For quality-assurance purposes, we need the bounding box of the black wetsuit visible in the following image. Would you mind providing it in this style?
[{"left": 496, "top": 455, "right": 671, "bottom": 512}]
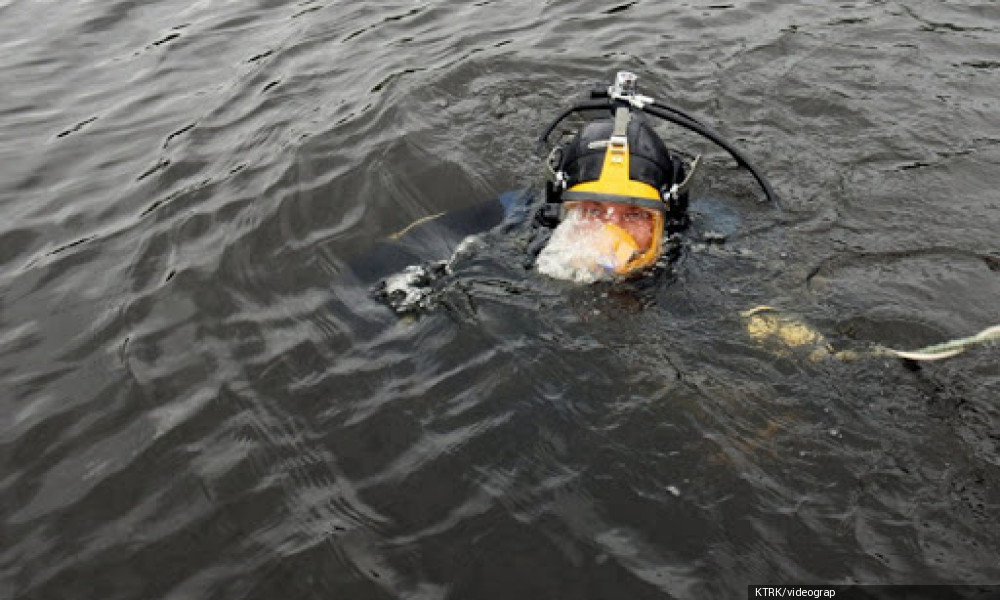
[{"left": 353, "top": 189, "right": 539, "bottom": 287}]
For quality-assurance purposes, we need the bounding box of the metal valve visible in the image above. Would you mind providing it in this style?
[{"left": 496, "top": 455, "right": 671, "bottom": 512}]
[
  {"left": 608, "top": 71, "right": 653, "bottom": 108},
  {"left": 610, "top": 71, "right": 638, "bottom": 98}
]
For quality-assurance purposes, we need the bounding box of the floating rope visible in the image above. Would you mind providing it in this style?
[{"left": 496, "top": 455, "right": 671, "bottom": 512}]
[
  {"left": 870, "top": 324, "right": 1000, "bottom": 362},
  {"left": 740, "top": 306, "right": 1000, "bottom": 363},
  {"left": 388, "top": 212, "right": 446, "bottom": 241}
]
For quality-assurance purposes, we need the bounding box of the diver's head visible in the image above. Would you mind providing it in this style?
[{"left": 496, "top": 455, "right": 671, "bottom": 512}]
[
  {"left": 539, "top": 104, "right": 686, "bottom": 279},
  {"left": 535, "top": 70, "right": 778, "bottom": 282}
]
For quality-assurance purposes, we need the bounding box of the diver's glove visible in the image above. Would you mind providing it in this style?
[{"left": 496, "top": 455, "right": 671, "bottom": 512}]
[
  {"left": 372, "top": 234, "right": 486, "bottom": 314},
  {"left": 371, "top": 261, "right": 450, "bottom": 314}
]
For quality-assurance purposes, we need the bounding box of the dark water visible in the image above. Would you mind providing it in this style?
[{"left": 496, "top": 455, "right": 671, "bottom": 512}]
[{"left": 2, "top": 1, "right": 999, "bottom": 598}]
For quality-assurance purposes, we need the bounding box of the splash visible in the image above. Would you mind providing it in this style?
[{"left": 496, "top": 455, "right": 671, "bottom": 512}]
[
  {"left": 535, "top": 211, "right": 639, "bottom": 283},
  {"left": 375, "top": 262, "right": 448, "bottom": 313},
  {"left": 372, "top": 234, "right": 485, "bottom": 314}
]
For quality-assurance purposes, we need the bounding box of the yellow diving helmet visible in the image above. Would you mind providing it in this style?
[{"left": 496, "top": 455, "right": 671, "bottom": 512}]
[
  {"left": 541, "top": 73, "right": 693, "bottom": 276},
  {"left": 538, "top": 71, "right": 778, "bottom": 278}
]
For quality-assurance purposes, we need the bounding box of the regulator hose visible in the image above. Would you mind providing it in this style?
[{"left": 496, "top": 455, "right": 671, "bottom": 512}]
[
  {"left": 537, "top": 97, "right": 780, "bottom": 209},
  {"left": 590, "top": 88, "right": 711, "bottom": 129},
  {"left": 537, "top": 100, "right": 611, "bottom": 149},
  {"left": 641, "top": 104, "right": 780, "bottom": 210}
]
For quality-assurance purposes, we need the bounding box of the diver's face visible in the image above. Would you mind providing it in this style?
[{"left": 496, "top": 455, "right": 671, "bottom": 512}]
[{"left": 571, "top": 201, "right": 655, "bottom": 252}]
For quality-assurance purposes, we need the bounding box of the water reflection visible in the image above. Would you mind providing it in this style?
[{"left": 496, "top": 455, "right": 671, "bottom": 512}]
[{"left": 2, "top": 0, "right": 999, "bottom": 598}]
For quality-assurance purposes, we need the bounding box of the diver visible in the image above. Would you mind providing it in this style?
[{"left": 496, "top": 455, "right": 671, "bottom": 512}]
[
  {"left": 529, "top": 70, "right": 776, "bottom": 283},
  {"left": 530, "top": 82, "right": 693, "bottom": 284},
  {"left": 372, "top": 71, "right": 778, "bottom": 305},
  {"left": 370, "top": 72, "right": 999, "bottom": 363},
  {"left": 534, "top": 70, "right": 780, "bottom": 277}
]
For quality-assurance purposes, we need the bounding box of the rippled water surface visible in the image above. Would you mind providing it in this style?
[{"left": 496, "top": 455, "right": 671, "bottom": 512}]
[{"left": 2, "top": 1, "right": 1000, "bottom": 598}]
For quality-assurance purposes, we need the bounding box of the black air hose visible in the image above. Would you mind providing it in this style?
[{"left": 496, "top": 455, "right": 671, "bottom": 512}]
[
  {"left": 589, "top": 88, "right": 711, "bottom": 129},
  {"left": 641, "top": 104, "right": 779, "bottom": 209},
  {"left": 537, "top": 97, "right": 780, "bottom": 209},
  {"left": 537, "top": 100, "right": 612, "bottom": 149}
]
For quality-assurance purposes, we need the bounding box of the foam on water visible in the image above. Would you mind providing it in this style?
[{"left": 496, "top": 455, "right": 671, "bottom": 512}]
[{"left": 535, "top": 211, "right": 638, "bottom": 284}]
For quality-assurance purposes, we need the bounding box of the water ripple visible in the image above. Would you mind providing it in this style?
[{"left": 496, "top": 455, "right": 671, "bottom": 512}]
[{"left": 3, "top": 0, "right": 1000, "bottom": 598}]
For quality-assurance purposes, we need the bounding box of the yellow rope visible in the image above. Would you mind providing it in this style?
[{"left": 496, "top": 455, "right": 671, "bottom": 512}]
[
  {"left": 388, "top": 212, "right": 447, "bottom": 241},
  {"left": 740, "top": 306, "right": 1000, "bottom": 363}
]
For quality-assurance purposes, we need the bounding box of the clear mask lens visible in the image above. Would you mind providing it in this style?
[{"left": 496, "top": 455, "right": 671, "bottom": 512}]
[{"left": 562, "top": 201, "right": 658, "bottom": 252}]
